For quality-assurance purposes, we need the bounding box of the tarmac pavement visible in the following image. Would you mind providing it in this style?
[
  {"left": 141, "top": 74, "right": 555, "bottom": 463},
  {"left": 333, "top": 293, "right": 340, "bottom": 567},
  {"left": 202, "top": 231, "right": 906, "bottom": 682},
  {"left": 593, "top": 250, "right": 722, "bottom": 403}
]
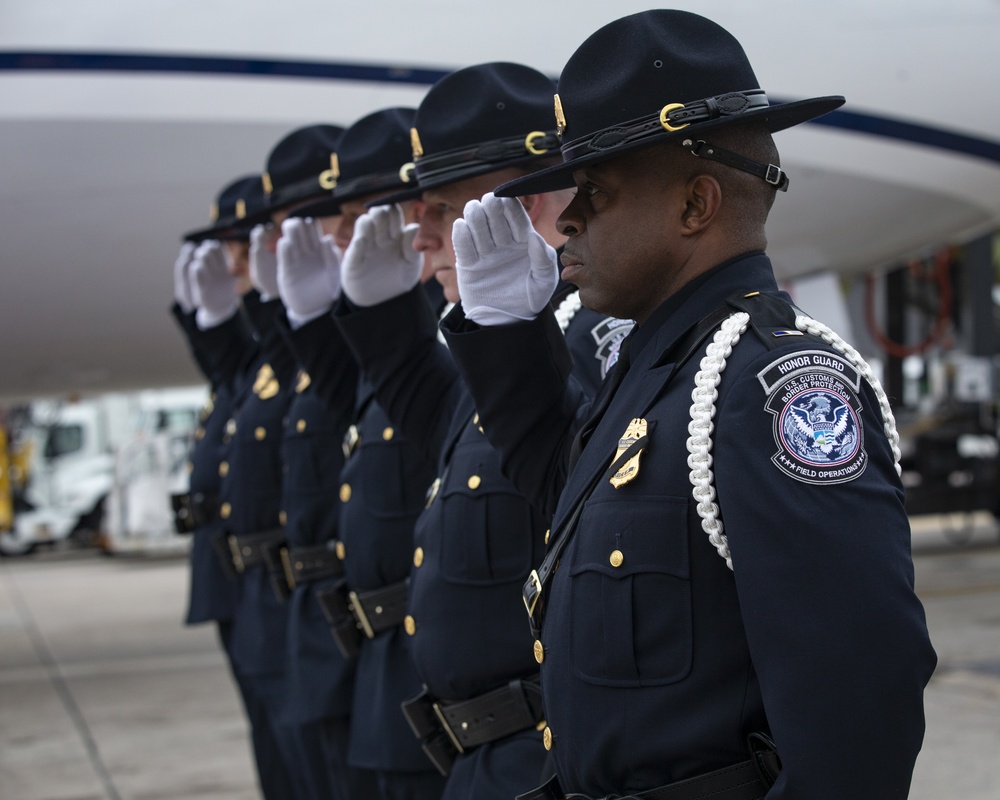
[{"left": 1, "top": 514, "right": 998, "bottom": 800}]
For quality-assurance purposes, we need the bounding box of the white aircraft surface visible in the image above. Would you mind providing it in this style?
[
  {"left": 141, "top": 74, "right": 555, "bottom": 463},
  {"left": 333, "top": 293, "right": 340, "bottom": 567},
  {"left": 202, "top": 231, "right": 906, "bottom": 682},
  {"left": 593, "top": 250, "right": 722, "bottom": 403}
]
[{"left": 1, "top": 0, "right": 999, "bottom": 400}]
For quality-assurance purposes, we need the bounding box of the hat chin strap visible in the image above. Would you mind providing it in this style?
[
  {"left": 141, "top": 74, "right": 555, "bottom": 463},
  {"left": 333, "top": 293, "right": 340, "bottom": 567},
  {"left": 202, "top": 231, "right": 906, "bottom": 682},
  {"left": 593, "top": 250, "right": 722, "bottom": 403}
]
[{"left": 681, "top": 138, "right": 788, "bottom": 191}]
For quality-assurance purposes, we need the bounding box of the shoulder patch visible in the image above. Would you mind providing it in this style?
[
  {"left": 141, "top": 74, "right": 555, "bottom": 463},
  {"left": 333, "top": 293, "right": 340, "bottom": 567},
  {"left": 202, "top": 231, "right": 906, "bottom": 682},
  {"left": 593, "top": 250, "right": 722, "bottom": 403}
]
[
  {"left": 591, "top": 317, "right": 634, "bottom": 377},
  {"left": 757, "top": 349, "right": 867, "bottom": 485}
]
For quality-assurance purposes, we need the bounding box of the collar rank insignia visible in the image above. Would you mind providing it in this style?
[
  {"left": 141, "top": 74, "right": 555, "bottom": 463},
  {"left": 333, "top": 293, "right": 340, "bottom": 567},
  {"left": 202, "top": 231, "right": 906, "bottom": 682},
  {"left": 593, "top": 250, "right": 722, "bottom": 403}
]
[
  {"left": 757, "top": 349, "right": 867, "bottom": 485},
  {"left": 253, "top": 363, "right": 280, "bottom": 400},
  {"left": 295, "top": 370, "right": 311, "bottom": 393},
  {"left": 610, "top": 417, "right": 647, "bottom": 488}
]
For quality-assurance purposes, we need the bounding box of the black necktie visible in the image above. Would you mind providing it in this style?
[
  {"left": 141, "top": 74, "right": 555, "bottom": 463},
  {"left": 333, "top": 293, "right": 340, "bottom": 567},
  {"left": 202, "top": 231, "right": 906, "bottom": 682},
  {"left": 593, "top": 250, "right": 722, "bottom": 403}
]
[{"left": 567, "top": 331, "right": 634, "bottom": 473}]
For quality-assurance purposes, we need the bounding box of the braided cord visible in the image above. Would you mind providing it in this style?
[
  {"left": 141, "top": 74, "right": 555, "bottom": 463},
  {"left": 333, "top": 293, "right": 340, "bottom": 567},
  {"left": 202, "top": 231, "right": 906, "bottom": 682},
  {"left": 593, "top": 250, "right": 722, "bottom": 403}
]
[
  {"left": 794, "top": 314, "right": 902, "bottom": 475},
  {"left": 554, "top": 290, "right": 582, "bottom": 334},
  {"left": 686, "top": 312, "right": 750, "bottom": 571},
  {"left": 686, "top": 309, "right": 903, "bottom": 572}
]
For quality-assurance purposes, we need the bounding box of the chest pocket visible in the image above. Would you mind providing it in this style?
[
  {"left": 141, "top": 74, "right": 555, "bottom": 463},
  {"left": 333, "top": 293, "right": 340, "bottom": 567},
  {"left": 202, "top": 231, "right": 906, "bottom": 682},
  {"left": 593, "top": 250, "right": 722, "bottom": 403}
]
[
  {"left": 356, "top": 405, "right": 434, "bottom": 518},
  {"left": 568, "top": 494, "right": 692, "bottom": 687},
  {"left": 283, "top": 418, "right": 342, "bottom": 494},
  {"left": 435, "top": 438, "right": 540, "bottom": 586}
]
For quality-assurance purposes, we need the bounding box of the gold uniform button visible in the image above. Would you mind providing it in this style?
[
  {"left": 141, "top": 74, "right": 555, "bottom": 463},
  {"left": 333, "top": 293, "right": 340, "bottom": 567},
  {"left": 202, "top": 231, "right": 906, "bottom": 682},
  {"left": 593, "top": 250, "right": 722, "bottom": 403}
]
[
  {"left": 194, "top": 427, "right": 205, "bottom": 441},
  {"left": 335, "top": 541, "right": 346, "bottom": 560},
  {"left": 296, "top": 419, "right": 306, "bottom": 433},
  {"left": 610, "top": 549, "right": 624, "bottom": 568},
  {"left": 218, "top": 461, "right": 229, "bottom": 477},
  {"left": 542, "top": 726, "right": 553, "bottom": 751},
  {"left": 473, "top": 413, "right": 480, "bottom": 425},
  {"left": 382, "top": 427, "right": 394, "bottom": 441},
  {"left": 279, "top": 511, "right": 287, "bottom": 526},
  {"left": 544, "top": 528, "right": 550, "bottom": 545},
  {"left": 226, "top": 419, "right": 237, "bottom": 436},
  {"left": 467, "top": 475, "right": 481, "bottom": 490},
  {"left": 255, "top": 426, "right": 267, "bottom": 441},
  {"left": 413, "top": 547, "right": 424, "bottom": 568},
  {"left": 533, "top": 639, "right": 544, "bottom": 664},
  {"left": 220, "top": 502, "right": 232, "bottom": 519},
  {"left": 404, "top": 615, "right": 416, "bottom": 636},
  {"left": 340, "top": 483, "right": 352, "bottom": 503}
]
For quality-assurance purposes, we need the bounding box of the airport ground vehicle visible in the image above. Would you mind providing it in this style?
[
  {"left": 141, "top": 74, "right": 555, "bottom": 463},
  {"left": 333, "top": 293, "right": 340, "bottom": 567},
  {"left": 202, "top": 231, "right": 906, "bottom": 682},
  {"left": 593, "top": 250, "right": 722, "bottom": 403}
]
[{"left": 0, "top": 387, "right": 206, "bottom": 556}]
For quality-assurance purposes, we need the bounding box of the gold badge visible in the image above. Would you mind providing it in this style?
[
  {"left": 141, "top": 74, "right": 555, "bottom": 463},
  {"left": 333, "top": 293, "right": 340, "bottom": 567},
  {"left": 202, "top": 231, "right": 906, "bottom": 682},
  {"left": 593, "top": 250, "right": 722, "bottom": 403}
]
[
  {"left": 209, "top": 202, "right": 219, "bottom": 222},
  {"left": 253, "top": 363, "right": 280, "bottom": 400},
  {"left": 609, "top": 418, "right": 647, "bottom": 488},
  {"left": 554, "top": 94, "right": 567, "bottom": 138},
  {"left": 262, "top": 172, "right": 273, "bottom": 195},
  {"left": 235, "top": 199, "right": 247, "bottom": 219},
  {"left": 410, "top": 127, "right": 424, "bottom": 159}
]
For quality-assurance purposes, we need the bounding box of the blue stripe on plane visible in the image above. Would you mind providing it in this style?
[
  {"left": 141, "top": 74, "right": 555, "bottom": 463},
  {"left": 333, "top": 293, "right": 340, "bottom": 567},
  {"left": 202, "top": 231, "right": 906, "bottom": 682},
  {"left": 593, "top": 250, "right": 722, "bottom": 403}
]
[{"left": 2, "top": 50, "right": 999, "bottom": 166}]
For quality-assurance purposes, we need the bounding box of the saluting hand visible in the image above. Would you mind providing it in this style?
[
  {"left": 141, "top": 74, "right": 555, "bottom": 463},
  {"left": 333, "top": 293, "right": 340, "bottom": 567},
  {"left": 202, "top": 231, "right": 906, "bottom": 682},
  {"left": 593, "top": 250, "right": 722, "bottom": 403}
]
[
  {"left": 172, "top": 241, "right": 198, "bottom": 313},
  {"left": 191, "top": 240, "right": 239, "bottom": 330},
  {"left": 341, "top": 204, "right": 422, "bottom": 307},
  {"left": 277, "top": 217, "right": 342, "bottom": 329},
  {"left": 453, "top": 192, "right": 558, "bottom": 325},
  {"left": 249, "top": 224, "right": 280, "bottom": 301}
]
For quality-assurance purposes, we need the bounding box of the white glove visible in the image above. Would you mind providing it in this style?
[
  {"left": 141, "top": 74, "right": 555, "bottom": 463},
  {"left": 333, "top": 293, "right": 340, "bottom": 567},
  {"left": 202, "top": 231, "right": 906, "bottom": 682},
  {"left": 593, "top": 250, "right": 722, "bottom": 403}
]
[
  {"left": 453, "top": 193, "right": 558, "bottom": 325},
  {"left": 191, "top": 241, "right": 239, "bottom": 329},
  {"left": 249, "top": 224, "right": 280, "bottom": 301},
  {"left": 341, "top": 204, "right": 422, "bottom": 307},
  {"left": 277, "top": 217, "right": 342, "bottom": 329},
  {"left": 172, "top": 242, "right": 198, "bottom": 312}
]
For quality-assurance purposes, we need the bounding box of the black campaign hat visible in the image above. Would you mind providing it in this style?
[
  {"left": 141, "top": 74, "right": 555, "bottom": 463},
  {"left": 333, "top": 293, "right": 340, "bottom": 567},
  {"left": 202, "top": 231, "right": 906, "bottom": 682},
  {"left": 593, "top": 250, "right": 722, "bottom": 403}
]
[
  {"left": 183, "top": 174, "right": 267, "bottom": 243},
  {"left": 375, "top": 62, "right": 561, "bottom": 205},
  {"left": 292, "top": 107, "right": 418, "bottom": 218},
  {"left": 495, "top": 10, "right": 845, "bottom": 197},
  {"left": 244, "top": 124, "right": 345, "bottom": 224}
]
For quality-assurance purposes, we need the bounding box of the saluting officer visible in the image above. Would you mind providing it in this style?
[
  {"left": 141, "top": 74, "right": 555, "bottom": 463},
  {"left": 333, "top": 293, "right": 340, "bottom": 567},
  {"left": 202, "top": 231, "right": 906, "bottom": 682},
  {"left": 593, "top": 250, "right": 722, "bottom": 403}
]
[
  {"left": 334, "top": 63, "right": 614, "bottom": 800},
  {"left": 213, "top": 124, "right": 345, "bottom": 800},
  {"left": 277, "top": 107, "right": 449, "bottom": 800},
  {"left": 442, "top": 10, "right": 937, "bottom": 800}
]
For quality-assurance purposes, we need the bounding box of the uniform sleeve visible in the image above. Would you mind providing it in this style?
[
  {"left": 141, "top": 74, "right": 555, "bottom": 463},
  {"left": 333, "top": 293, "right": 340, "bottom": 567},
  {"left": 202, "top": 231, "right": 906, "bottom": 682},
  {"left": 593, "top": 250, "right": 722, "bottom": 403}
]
[
  {"left": 333, "top": 284, "right": 462, "bottom": 467},
  {"left": 712, "top": 346, "right": 936, "bottom": 800},
  {"left": 187, "top": 305, "right": 256, "bottom": 393},
  {"left": 441, "top": 302, "right": 588, "bottom": 522},
  {"left": 275, "top": 311, "right": 359, "bottom": 424}
]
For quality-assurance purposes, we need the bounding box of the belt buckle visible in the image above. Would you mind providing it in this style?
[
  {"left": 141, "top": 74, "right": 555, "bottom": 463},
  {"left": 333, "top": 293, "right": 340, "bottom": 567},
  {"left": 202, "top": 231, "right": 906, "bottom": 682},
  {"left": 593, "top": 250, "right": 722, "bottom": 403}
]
[
  {"left": 279, "top": 547, "right": 297, "bottom": 591},
  {"left": 431, "top": 702, "right": 465, "bottom": 755},
  {"left": 523, "top": 569, "right": 542, "bottom": 618},
  {"left": 348, "top": 590, "right": 376, "bottom": 639},
  {"left": 227, "top": 535, "right": 246, "bottom": 574}
]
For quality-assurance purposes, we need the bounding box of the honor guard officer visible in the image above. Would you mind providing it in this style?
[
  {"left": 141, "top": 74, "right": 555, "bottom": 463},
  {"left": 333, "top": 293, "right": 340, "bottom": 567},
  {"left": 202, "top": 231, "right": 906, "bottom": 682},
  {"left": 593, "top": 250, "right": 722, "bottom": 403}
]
[
  {"left": 278, "top": 107, "right": 449, "bottom": 800},
  {"left": 175, "top": 175, "right": 262, "bottom": 648},
  {"left": 334, "top": 63, "right": 617, "bottom": 800},
  {"left": 270, "top": 226, "right": 376, "bottom": 800},
  {"left": 442, "top": 11, "right": 938, "bottom": 800},
  {"left": 214, "top": 124, "right": 345, "bottom": 800},
  {"left": 177, "top": 176, "right": 304, "bottom": 800}
]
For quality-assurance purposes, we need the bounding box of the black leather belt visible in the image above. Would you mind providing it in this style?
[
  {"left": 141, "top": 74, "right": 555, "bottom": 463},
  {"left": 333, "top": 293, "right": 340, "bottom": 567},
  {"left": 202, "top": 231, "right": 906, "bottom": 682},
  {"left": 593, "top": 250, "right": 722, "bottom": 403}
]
[
  {"left": 314, "top": 578, "right": 410, "bottom": 658},
  {"left": 171, "top": 490, "right": 217, "bottom": 534},
  {"left": 349, "top": 579, "right": 409, "bottom": 638},
  {"left": 516, "top": 734, "right": 781, "bottom": 800},
  {"left": 263, "top": 542, "right": 344, "bottom": 601},
  {"left": 214, "top": 529, "right": 286, "bottom": 579},
  {"left": 402, "top": 675, "right": 544, "bottom": 776}
]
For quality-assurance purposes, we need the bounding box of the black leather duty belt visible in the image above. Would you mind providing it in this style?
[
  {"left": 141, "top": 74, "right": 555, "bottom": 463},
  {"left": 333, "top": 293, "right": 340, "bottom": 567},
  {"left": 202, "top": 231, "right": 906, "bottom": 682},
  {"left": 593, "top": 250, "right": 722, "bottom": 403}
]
[
  {"left": 267, "top": 542, "right": 344, "bottom": 600},
  {"left": 213, "top": 529, "right": 286, "bottom": 580},
  {"left": 314, "top": 579, "right": 409, "bottom": 658},
  {"left": 516, "top": 734, "right": 781, "bottom": 800},
  {"left": 402, "top": 675, "right": 544, "bottom": 776},
  {"left": 171, "top": 490, "right": 217, "bottom": 534}
]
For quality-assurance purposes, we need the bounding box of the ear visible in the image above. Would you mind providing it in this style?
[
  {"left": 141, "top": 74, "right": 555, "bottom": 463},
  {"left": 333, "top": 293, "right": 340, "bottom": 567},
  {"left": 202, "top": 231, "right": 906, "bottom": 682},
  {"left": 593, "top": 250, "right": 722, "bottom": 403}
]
[
  {"left": 518, "top": 193, "right": 545, "bottom": 224},
  {"left": 679, "top": 174, "right": 722, "bottom": 235}
]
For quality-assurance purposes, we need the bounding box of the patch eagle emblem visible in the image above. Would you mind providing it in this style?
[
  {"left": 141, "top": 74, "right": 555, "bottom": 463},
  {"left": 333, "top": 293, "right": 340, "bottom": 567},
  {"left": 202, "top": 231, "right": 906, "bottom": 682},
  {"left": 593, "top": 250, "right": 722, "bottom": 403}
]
[{"left": 757, "top": 350, "right": 867, "bottom": 485}]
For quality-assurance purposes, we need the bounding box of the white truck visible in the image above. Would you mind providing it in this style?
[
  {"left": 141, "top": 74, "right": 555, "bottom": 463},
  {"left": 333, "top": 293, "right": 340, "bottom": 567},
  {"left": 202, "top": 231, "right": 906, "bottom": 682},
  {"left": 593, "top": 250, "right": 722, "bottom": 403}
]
[{"left": 0, "top": 387, "right": 208, "bottom": 556}]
